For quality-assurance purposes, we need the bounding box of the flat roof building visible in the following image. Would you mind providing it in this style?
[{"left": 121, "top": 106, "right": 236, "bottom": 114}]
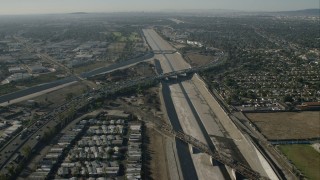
[
  {"left": 27, "top": 65, "right": 48, "bottom": 73},
  {"left": 8, "top": 66, "right": 27, "bottom": 73}
]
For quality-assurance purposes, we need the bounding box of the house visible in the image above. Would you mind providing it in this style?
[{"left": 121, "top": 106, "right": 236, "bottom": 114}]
[{"left": 297, "top": 102, "right": 320, "bottom": 110}]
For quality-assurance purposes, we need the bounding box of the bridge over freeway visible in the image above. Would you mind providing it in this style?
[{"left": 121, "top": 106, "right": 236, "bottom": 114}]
[
  {"left": 153, "top": 50, "right": 177, "bottom": 54},
  {"left": 141, "top": 118, "right": 269, "bottom": 180}
]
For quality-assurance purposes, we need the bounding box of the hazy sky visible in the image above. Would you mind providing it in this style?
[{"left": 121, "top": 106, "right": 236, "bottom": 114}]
[{"left": 0, "top": 0, "right": 319, "bottom": 15}]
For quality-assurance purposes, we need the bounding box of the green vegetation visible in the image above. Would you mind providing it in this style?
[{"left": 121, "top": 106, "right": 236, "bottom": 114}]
[
  {"left": 0, "top": 84, "right": 19, "bottom": 96},
  {"left": 128, "top": 32, "right": 140, "bottom": 42},
  {"left": 112, "top": 32, "right": 122, "bottom": 37},
  {"left": 42, "top": 126, "right": 58, "bottom": 143},
  {"left": 15, "top": 73, "right": 59, "bottom": 87},
  {"left": 0, "top": 173, "right": 9, "bottom": 180},
  {"left": 112, "top": 31, "right": 125, "bottom": 41},
  {"left": 65, "top": 92, "right": 75, "bottom": 101},
  {"left": 112, "top": 31, "right": 140, "bottom": 42},
  {"left": 73, "top": 61, "right": 109, "bottom": 74},
  {"left": 22, "top": 145, "right": 32, "bottom": 158},
  {"left": 0, "top": 73, "right": 63, "bottom": 96},
  {"left": 174, "top": 16, "right": 320, "bottom": 106},
  {"left": 279, "top": 145, "right": 320, "bottom": 180}
]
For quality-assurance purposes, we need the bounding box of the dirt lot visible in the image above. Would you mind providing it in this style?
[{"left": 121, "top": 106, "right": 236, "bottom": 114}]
[
  {"left": 108, "top": 42, "right": 126, "bottom": 53},
  {"left": 144, "top": 126, "right": 169, "bottom": 180},
  {"left": 246, "top": 111, "right": 320, "bottom": 140},
  {"left": 23, "top": 82, "right": 89, "bottom": 109},
  {"left": 185, "top": 53, "right": 215, "bottom": 66},
  {"left": 90, "top": 62, "right": 155, "bottom": 83},
  {"left": 73, "top": 61, "right": 111, "bottom": 74}
]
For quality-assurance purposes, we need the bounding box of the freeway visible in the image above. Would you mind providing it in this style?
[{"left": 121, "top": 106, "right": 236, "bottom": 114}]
[
  {"left": 0, "top": 64, "right": 199, "bottom": 176},
  {"left": 0, "top": 58, "right": 269, "bottom": 179},
  {"left": 0, "top": 93, "right": 88, "bottom": 175},
  {"left": 0, "top": 63, "right": 183, "bottom": 173},
  {"left": 0, "top": 76, "right": 77, "bottom": 104},
  {"left": 0, "top": 28, "right": 277, "bottom": 179},
  {"left": 0, "top": 52, "right": 154, "bottom": 105}
]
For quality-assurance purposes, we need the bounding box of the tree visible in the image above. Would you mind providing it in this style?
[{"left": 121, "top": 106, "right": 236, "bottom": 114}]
[
  {"left": 65, "top": 92, "right": 75, "bottom": 101},
  {"left": 283, "top": 94, "right": 294, "bottom": 103},
  {"left": 0, "top": 173, "right": 9, "bottom": 180},
  {"left": 22, "top": 145, "right": 32, "bottom": 158},
  {"left": 7, "top": 165, "right": 16, "bottom": 178}
]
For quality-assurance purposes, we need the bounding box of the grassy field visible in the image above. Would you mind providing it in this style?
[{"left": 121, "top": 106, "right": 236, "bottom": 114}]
[
  {"left": 29, "top": 82, "right": 88, "bottom": 109},
  {"left": 0, "top": 74, "right": 59, "bottom": 96},
  {"left": 112, "top": 31, "right": 140, "bottom": 42},
  {"left": 13, "top": 73, "right": 60, "bottom": 88},
  {"left": 73, "top": 61, "right": 110, "bottom": 74},
  {"left": 128, "top": 32, "right": 140, "bottom": 42},
  {"left": 279, "top": 145, "right": 320, "bottom": 180},
  {"left": 112, "top": 32, "right": 127, "bottom": 42},
  {"left": 0, "top": 83, "right": 19, "bottom": 96},
  {"left": 246, "top": 112, "right": 320, "bottom": 140}
]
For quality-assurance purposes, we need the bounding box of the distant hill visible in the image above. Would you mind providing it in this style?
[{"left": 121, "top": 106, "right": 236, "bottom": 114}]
[
  {"left": 159, "top": 8, "right": 319, "bottom": 17},
  {"left": 271, "top": 9, "right": 320, "bottom": 16},
  {"left": 69, "top": 12, "right": 88, "bottom": 15}
]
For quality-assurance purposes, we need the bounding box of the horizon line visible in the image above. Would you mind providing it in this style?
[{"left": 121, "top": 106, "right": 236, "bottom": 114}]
[{"left": 0, "top": 8, "right": 318, "bottom": 16}]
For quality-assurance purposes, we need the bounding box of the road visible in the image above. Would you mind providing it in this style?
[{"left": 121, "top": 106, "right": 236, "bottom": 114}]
[
  {"left": 0, "top": 28, "right": 278, "bottom": 179},
  {"left": 0, "top": 91, "right": 90, "bottom": 175},
  {"left": 143, "top": 29, "right": 278, "bottom": 180},
  {"left": 0, "top": 65, "right": 200, "bottom": 176},
  {"left": 0, "top": 52, "right": 154, "bottom": 105}
]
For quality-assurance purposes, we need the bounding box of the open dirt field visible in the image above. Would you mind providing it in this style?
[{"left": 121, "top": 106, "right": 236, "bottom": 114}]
[
  {"left": 73, "top": 61, "right": 110, "bottom": 74},
  {"left": 246, "top": 112, "right": 320, "bottom": 140},
  {"left": 28, "top": 82, "right": 89, "bottom": 109},
  {"left": 108, "top": 42, "right": 126, "bottom": 52},
  {"left": 185, "top": 53, "right": 215, "bottom": 66},
  {"left": 144, "top": 127, "right": 169, "bottom": 180}
]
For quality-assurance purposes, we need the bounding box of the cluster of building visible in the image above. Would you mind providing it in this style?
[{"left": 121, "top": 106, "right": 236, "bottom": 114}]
[
  {"left": 216, "top": 48, "right": 320, "bottom": 108},
  {"left": 0, "top": 106, "right": 34, "bottom": 146},
  {"left": 56, "top": 117, "right": 125, "bottom": 178},
  {"left": 159, "top": 27, "right": 189, "bottom": 44},
  {"left": 2, "top": 63, "right": 51, "bottom": 84},
  {"left": 43, "top": 40, "right": 108, "bottom": 68},
  {"left": 296, "top": 102, "right": 320, "bottom": 111},
  {"left": 0, "top": 122, "right": 22, "bottom": 145},
  {"left": 29, "top": 124, "right": 86, "bottom": 179},
  {"left": 0, "top": 38, "right": 55, "bottom": 85},
  {"left": 26, "top": 109, "right": 144, "bottom": 180},
  {"left": 186, "top": 40, "right": 203, "bottom": 48},
  {"left": 0, "top": 38, "right": 106, "bottom": 86},
  {"left": 236, "top": 98, "right": 288, "bottom": 112},
  {"left": 126, "top": 123, "right": 143, "bottom": 180}
]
